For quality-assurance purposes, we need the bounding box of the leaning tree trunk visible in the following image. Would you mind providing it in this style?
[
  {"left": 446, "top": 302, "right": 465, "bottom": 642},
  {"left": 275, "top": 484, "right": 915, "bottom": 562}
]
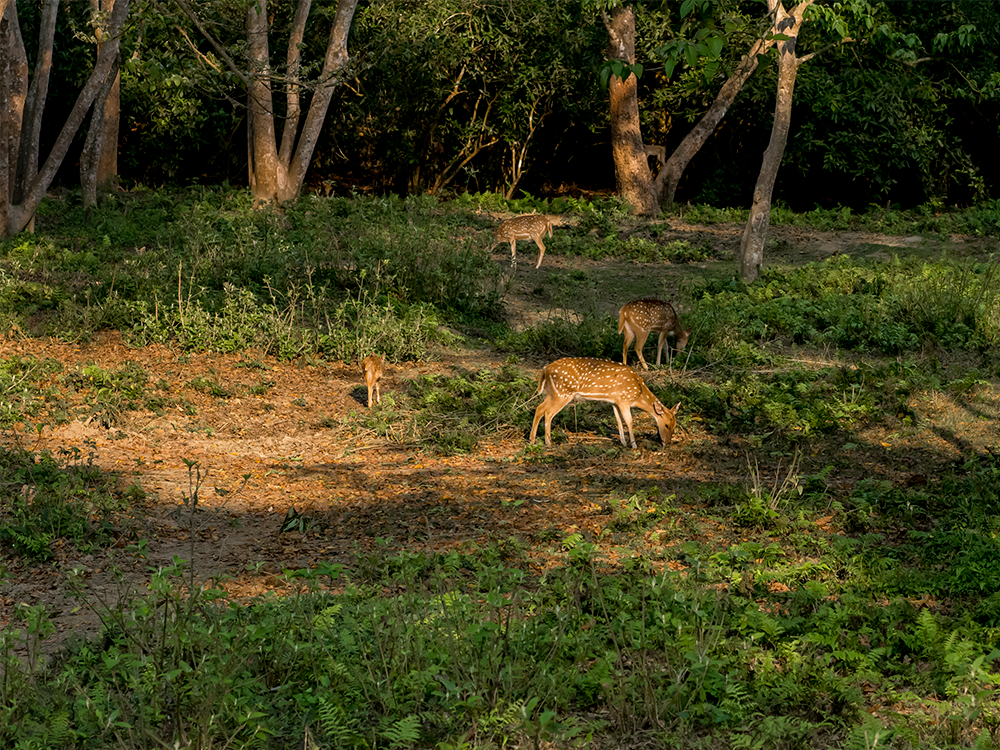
[
  {"left": 81, "top": 54, "right": 119, "bottom": 211},
  {"left": 2, "top": 0, "right": 129, "bottom": 238},
  {"left": 604, "top": 6, "right": 658, "bottom": 216},
  {"left": 82, "top": 0, "right": 121, "bottom": 210},
  {"left": 658, "top": 29, "right": 777, "bottom": 207},
  {"left": 11, "top": 0, "right": 51, "bottom": 232},
  {"left": 738, "top": 0, "right": 812, "bottom": 284}
]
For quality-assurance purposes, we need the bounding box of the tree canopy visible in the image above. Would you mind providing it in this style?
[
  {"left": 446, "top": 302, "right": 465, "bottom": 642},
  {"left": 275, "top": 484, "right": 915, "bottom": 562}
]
[{"left": 4, "top": 0, "right": 998, "bottom": 212}]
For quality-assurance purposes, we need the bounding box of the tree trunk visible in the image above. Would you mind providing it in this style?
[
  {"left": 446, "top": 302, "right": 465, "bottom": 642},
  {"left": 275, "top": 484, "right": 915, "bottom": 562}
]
[
  {"left": 96, "top": 69, "right": 119, "bottom": 188},
  {"left": 280, "top": 0, "right": 357, "bottom": 202},
  {"left": 0, "top": 1, "right": 19, "bottom": 237},
  {"left": 81, "top": 55, "right": 119, "bottom": 211},
  {"left": 7, "top": 0, "right": 34, "bottom": 222},
  {"left": 658, "top": 30, "right": 777, "bottom": 207},
  {"left": 246, "top": 0, "right": 284, "bottom": 206},
  {"left": 1, "top": 0, "right": 129, "bottom": 237},
  {"left": 245, "top": 0, "right": 358, "bottom": 206},
  {"left": 82, "top": 0, "right": 121, "bottom": 211},
  {"left": 85, "top": 0, "right": 120, "bottom": 200},
  {"left": 738, "top": 0, "right": 812, "bottom": 284},
  {"left": 604, "top": 6, "right": 658, "bottom": 216}
]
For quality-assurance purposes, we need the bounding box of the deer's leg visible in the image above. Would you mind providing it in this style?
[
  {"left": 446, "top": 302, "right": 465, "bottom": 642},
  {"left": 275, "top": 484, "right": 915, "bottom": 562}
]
[
  {"left": 618, "top": 404, "right": 637, "bottom": 448},
  {"left": 374, "top": 379, "right": 381, "bottom": 405},
  {"left": 610, "top": 403, "right": 628, "bottom": 446},
  {"left": 533, "top": 235, "right": 546, "bottom": 268},
  {"left": 530, "top": 399, "right": 548, "bottom": 444},
  {"left": 655, "top": 330, "right": 668, "bottom": 367},
  {"left": 538, "top": 394, "right": 573, "bottom": 445},
  {"left": 634, "top": 330, "right": 651, "bottom": 370},
  {"left": 621, "top": 324, "right": 635, "bottom": 366},
  {"left": 532, "top": 395, "right": 565, "bottom": 445}
]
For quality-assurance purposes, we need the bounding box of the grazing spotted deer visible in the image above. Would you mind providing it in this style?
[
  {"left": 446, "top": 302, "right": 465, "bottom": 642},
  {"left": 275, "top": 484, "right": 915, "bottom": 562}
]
[
  {"left": 619, "top": 298, "right": 691, "bottom": 370},
  {"left": 529, "top": 357, "right": 680, "bottom": 449},
  {"left": 491, "top": 214, "right": 559, "bottom": 268},
  {"left": 362, "top": 354, "right": 384, "bottom": 408}
]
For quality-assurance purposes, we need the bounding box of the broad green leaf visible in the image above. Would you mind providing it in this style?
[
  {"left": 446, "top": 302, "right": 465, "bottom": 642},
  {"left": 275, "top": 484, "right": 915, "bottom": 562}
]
[{"left": 685, "top": 44, "right": 699, "bottom": 68}]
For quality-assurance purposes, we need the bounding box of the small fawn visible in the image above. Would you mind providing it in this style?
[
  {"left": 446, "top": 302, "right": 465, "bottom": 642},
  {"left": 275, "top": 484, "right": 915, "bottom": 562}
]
[
  {"left": 362, "top": 354, "right": 384, "bottom": 408},
  {"left": 529, "top": 357, "right": 680, "bottom": 449},
  {"left": 619, "top": 298, "right": 691, "bottom": 370},
  {"left": 491, "top": 214, "right": 558, "bottom": 268}
]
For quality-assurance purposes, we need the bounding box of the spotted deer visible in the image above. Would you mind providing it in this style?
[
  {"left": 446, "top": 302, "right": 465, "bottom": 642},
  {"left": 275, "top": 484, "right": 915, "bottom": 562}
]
[
  {"left": 619, "top": 298, "right": 691, "bottom": 370},
  {"left": 491, "top": 214, "right": 559, "bottom": 268},
  {"left": 362, "top": 354, "right": 384, "bottom": 408},
  {"left": 643, "top": 144, "right": 666, "bottom": 167},
  {"left": 529, "top": 357, "right": 680, "bottom": 449}
]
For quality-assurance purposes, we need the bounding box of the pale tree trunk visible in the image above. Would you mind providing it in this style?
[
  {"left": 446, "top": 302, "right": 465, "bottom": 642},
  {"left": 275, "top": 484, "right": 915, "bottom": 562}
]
[
  {"left": 245, "top": 0, "right": 358, "bottom": 206},
  {"left": 81, "top": 55, "right": 120, "bottom": 211},
  {"left": 738, "top": 0, "right": 814, "bottom": 284},
  {"left": 82, "top": 0, "right": 121, "bottom": 210},
  {"left": 0, "top": 0, "right": 20, "bottom": 237},
  {"left": 658, "top": 29, "right": 778, "bottom": 207},
  {"left": 1, "top": 0, "right": 129, "bottom": 238},
  {"left": 246, "top": 0, "right": 284, "bottom": 205},
  {"left": 604, "top": 6, "right": 658, "bottom": 216},
  {"left": 11, "top": 0, "right": 42, "bottom": 216}
]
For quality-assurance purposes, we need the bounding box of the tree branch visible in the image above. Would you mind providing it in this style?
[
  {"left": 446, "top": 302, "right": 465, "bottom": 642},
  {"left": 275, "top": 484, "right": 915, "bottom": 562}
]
[{"left": 173, "top": 0, "right": 248, "bottom": 86}]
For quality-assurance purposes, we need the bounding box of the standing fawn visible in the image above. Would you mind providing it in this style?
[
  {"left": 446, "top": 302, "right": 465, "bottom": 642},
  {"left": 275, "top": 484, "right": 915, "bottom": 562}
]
[
  {"left": 362, "top": 354, "right": 384, "bottom": 408},
  {"left": 529, "top": 358, "right": 681, "bottom": 449},
  {"left": 491, "top": 214, "right": 557, "bottom": 268},
  {"left": 619, "top": 298, "right": 691, "bottom": 370}
]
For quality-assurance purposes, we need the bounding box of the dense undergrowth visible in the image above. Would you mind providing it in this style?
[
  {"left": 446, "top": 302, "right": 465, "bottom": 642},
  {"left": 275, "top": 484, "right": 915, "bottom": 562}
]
[{"left": 2, "top": 188, "right": 1000, "bottom": 749}]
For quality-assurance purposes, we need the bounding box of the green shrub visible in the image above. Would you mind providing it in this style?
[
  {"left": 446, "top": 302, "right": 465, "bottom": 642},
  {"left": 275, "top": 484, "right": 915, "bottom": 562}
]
[{"left": 0, "top": 447, "right": 141, "bottom": 559}]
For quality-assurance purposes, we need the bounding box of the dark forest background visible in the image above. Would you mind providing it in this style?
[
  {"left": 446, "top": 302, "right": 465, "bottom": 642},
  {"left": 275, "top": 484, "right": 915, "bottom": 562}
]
[{"left": 18, "top": 0, "right": 1000, "bottom": 210}]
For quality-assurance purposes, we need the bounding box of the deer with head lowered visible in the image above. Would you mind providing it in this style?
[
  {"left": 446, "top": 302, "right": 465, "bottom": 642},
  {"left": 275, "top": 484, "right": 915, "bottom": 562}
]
[
  {"left": 490, "top": 214, "right": 559, "bottom": 268},
  {"left": 619, "top": 298, "right": 691, "bottom": 370},
  {"left": 362, "top": 354, "right": 384, "bottom": 408},
  {"left": 529, "top": 358, "right": 680, "bottom": 448}
]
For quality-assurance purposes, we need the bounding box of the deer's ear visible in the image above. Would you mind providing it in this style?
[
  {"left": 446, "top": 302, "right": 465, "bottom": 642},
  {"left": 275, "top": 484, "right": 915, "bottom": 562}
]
[
  {"left": 672, "top": 402, "right": 681, "bottom": 414},
  {"left": 653, "top": 402, "right": 664, "bottom": 415}
]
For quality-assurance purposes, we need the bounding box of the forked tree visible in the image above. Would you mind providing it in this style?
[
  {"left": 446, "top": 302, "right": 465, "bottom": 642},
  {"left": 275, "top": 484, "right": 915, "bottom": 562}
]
[
  {"left": 597, "top": 0, "right": 781, "bottom": 215},
  {"left": 0, "top": 0, "right": 129, "bottom": 238},
  {"left": 175, "top": 0, "right": 359, "bottom": 206}
]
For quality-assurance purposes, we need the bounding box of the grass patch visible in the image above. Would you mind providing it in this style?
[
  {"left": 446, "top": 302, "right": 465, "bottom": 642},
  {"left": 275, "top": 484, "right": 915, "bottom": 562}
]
[{"left": 0, "top": 446, "right": 143, "bottom": 559}]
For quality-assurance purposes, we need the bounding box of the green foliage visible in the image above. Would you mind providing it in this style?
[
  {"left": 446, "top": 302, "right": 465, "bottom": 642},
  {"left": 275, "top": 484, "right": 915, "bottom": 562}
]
[
  {"left": 603, "top": 488, "right": 674, "bottom": 533},
  {"left": 495, "top": 312, "right": 621, "bottom": 359},
  {"left": 0, "top": 446, "right": 141, "bottom": 559},
  {"left": 402, "top": 363, "right": 536, "bottom": 454},
  {"left": 6, "top": 481, "right": 1000, "bottom": 750},
  {"left": 341, "top": 0, "right": 606, "bottom": 196},
  {"left": 0, "top": 356, "right": 64, "bottom": 427},
  {"left": 3, "top": 191, "right": 500, "bottom": 361},
  {"left": 847, "top": 454, "right": 1000, "bottom": 608},
  {"left": 692, "top": 254, "right": 1000, "bottom": 356}
]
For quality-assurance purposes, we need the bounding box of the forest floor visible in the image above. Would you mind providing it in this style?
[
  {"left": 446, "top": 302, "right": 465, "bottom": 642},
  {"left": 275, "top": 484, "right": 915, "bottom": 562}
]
[{"left": 2, "top": 218, "right": 998, "bottom": 652}]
